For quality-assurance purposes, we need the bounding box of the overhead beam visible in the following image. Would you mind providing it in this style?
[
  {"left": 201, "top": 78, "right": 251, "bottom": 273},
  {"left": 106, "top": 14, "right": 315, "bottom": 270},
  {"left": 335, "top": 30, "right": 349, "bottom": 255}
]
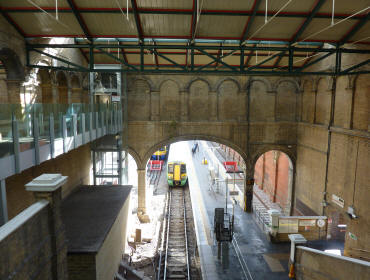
[
  {"left": 339, "top": 12, "right": 370, "bottom": 45},
  {"left": 2, "top": 7, "right": 368, "bottom": 20},
  {"left": 274, "top": 0, "right": 326, "bottom": 68},
  {"left": 130, "top": 0, "right": 144, "bottom": 42},
  {"left": 27, "top": 43, "right": 370, "bottom": 54},
  {"left": 341, "top": 58, "right": 370, "bottom": 74},
  {"left": 66, "top": 0, "right": 91, "bottom": 40},
  {"left": 95, "top": 47, "right": 138, "bottom": 71},
  {"left": 241, "top": 0, "right": 262, "bottom": 43},
  {"left": 0, "top": 9, "right": 25, "bottom": 37},
  {"left": 190, "top": 0, "right": 198, "bottom": 41}
]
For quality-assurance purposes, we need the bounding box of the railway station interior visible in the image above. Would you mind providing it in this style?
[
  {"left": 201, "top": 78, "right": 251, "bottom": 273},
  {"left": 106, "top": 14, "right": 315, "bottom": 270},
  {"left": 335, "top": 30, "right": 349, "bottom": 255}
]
[{"left": 0, "top": 0, "right": 369, "bottom": 280}]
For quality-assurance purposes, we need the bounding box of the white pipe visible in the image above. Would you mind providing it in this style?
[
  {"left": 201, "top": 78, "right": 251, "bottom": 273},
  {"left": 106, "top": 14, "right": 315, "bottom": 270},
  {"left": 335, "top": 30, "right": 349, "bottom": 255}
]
[
  {"left": 56, "top": 0, "right": 58, "bottom": 21},
  {"left": 127, "top": 0, "right": 129, "bottom": 20},
  {"left": 265, "top": 0, "right": 268, "bottom": 23},
  {"left": 295, "top": 6, "right": 370, "bottom": 45},
  {"left": 27, "top": 0, "right": 69, "bottom": 29},
  {"left": 245, "top": 0, "right": 294, "bottom": 43},
  {"left": 331, "top": 0, "right": 335, "bottom": 26}
]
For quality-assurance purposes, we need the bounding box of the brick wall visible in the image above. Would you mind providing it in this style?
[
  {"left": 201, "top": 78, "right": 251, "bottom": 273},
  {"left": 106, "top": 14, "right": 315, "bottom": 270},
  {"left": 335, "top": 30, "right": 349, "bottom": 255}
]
[
  {"left": 0, "top": 202, "right": 54, "bottom": 280},
  {"left": 254, "top": 150, "right": 291, "bottom": 210},
  {"left": 5, "top": 143, "right": 91, "bottom": 219},
  {"left": 67, "top": 254, "right": 96, "bottom": 280}
]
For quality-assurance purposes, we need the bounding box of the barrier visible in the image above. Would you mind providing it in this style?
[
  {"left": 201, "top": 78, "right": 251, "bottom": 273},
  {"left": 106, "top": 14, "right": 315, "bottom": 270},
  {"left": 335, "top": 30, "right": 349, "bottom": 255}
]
[{"left": 149, "top": 160, "right": 163, "bottom": 171}]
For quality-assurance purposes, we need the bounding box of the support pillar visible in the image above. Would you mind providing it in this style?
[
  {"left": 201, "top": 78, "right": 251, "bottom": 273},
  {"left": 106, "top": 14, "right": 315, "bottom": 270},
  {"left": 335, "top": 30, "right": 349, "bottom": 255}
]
[
  {"left": 137, "top": 169, "right": 150, "bottom": 223},
  {"left": 6, "top": 80, "right": 21, "bottom": 104},
  {"left": 25, "top": 174, "right": 69, "bottom": 280},
  {"left": 0, "top": 179, "right": 8, "bottom": 226},
  {"left": 244, "top": 176, "right": 254, "bottom": 212}
]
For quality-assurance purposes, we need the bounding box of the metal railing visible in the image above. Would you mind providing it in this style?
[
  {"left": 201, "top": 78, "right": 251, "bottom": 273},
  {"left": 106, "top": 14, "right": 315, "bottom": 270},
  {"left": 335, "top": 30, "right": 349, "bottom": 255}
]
[{"left": 0, "top": 103, "right": 123, "bottom": 180}]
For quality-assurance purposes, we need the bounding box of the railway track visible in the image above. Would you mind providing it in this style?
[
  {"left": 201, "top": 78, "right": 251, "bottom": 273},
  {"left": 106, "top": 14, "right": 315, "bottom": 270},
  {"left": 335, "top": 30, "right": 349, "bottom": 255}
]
[{"left": 157, "top": 186, "right": 200, "bottom": 280}]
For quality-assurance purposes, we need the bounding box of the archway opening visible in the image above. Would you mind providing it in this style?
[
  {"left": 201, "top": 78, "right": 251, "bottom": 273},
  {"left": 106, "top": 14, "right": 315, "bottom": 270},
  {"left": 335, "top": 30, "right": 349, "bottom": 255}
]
[
  {"left": 57, "top": 71, "right": 68, "bottom": 104},
  {"left": 254, "top": 150, "right": 293, "bottom": 216}
]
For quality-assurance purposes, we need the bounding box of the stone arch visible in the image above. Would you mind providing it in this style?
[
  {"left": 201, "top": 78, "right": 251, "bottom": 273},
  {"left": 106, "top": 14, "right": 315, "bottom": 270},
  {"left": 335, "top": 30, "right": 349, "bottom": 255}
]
[
  {"left": 248, "top": 78, "right": 275, "bottom": 121},
  {"left": 0, "top": 47, "right": 24, "bottom": 81},
  {"left": 127, "top": 146, "right": 143, "bottom": 170},
  {"left": 275, "top": 78, "right": 299, "bottom": 121},
  {"left": 185, "top": 77, "right": 212, "bottom": 92},
  {"left": 251, "top": 144, "right": 296, "bottom": 169},
  {"left": 128, "top": 78, "right": 151, "bottom": 121},
  {"left": 215, "top": 77, "right": 241, "bottom": 93},
  {"left": 159, "top": 79, "right": 180, "bottom": 121},
  {"left": 156, "top": 77, "right": 183, "bottom": 92},
  {"left": 38, "top": 69, "right": 54, "bottom": 103},
  {"left": 351, "top": 74, "right": 369, "bottom": 131},
  {"left": 56, "top": 71, "right": 69, "bottom": 104},
  {"left": 217, "top": 78, "right": 241, "bottom": 121},
  {"left": 253, "top": 148, "right": 295, "bottom": 215},
  {"left": 273, "top": 78, "right": 300, "bottom": 93},
  {"left": 70, "top": 74, "right": 82, "bottom": 103},
  {"left": 315, "top": 77, "right": 332, "bottom": 125},
  {"left": 142, "top": 135, "right": 248, "bottom": 169},
  {"left": 188, "top": 79, "right": 210, "bottom": 121},
  {"left": 245, "top": 77, "right": 273, "bottom": 93},
  {"left": 129, "top": 76, "right": 154, "bottom": 92}
]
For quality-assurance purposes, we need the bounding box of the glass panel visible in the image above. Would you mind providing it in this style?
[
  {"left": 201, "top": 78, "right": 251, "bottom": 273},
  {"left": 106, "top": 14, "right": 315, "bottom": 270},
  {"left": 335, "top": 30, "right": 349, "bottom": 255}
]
[
  {"left": 18, "top": 111, "right": 34, "bottom": 152},
  {"left": 0, "top": 104, "right": 14, "bottom": 157},
  {"left": 38, "top": 113, "right": 50, "bottom": 146},
  {"left": 77, "top": 114, "right": 82, "bottom": 135}
]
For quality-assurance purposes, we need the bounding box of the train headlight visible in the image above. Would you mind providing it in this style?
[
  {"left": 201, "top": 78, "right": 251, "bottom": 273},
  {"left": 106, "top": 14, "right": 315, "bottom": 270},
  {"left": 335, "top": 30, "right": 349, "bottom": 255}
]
[
  {"left": 168, "top": 174, "right": 173, "bottom": 179},
  {"left": 181, "top": 174, "right": 186, "bottom": 178}
]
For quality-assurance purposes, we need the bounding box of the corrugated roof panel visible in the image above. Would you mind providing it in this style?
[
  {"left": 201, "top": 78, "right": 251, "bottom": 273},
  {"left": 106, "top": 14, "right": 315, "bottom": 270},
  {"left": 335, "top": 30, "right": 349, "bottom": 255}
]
[
  {"left": 221, "top": 55, "right": 240, "bottom": 66},
  {"left": 8, "top": 12, "right": 83, "bottom": 35},
  {"left": 125, "top": 54, "right": 140, "bottom": 64},
  {"left": 197, "top": 15, "right": 247, "bottom": 38},
  {"left": 349, "top": 21, "right": 370, "bottom": 43},
  {"left": 247, "top": 16, "right": 303, "bottom": 41},
  {"left": 76, "top": 0, "right": 131, "bottom": 8},
  {"left": 266, "top": 0, "right": 315, "bottom": 13},
  {"left": 319, "top": 0, "right": 369, "bottom": 14},
  {"left": 93, "top": 53, "right": 120, "bottom": 64},
  {"left": 141, "top": 14, "right": 191, "bottom": 37},
  {"left": 202, "top": 0, "right": 254, "bottom": 11},
  {"left": 300, "top": 18, "right": 357, "bottom": 41},
  {"left": 194, "top": 54, "right": 214, "bottom": 65},
  {"left": 1, "top": 0, "right": 69, "bottom": 7},
  {"left": 82, "top": 13, "right": 137, "bottom": 36},
  {"left": 137, "top": 0, "right": 192, "bottom": 9}
]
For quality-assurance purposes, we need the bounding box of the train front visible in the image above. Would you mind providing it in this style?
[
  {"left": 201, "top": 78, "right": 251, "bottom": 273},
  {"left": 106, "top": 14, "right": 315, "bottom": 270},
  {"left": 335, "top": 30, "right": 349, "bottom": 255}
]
[{"left": 167, "top": 161, "right": 187, "bottom": 187}]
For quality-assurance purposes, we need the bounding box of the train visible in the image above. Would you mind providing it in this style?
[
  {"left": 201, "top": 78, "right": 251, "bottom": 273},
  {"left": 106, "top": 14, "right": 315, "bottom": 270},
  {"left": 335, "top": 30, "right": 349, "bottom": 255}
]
[
  {"left": 151, "top": 145, "right": 168, "bottom": 160},
  {"left": 167, "top": 161, "right": 188, "bottom": 187}
]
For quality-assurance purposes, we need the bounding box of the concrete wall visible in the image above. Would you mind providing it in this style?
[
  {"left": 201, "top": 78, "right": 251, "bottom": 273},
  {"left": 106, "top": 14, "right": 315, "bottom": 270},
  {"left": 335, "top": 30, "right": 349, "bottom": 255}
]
[
  {"left": 5, "top": 143, "right": 91, "bottom": 219},
  {"left": 297, "top": 67, "right": 369, "bottom": 260},
  {"left": 294, "top": 246, "right": 370, "bottom": 280},
  {"left": 126, "top": 74, "right": 299, "bottom": 170},
  {"left": 96, "top": 192, "right": 131, "bottom": 280},
  {"left": 67, "top": 254, "right": 96, "bottom": 280}
]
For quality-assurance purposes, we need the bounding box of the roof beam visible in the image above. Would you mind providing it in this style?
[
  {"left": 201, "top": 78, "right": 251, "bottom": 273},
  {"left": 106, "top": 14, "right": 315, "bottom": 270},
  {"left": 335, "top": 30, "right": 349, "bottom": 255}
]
[
  {"left": 130, "top": 0, "right": 144, "bottom": 42},
  {"left": 0, "top": 9, "right": 25, "bottom": 37},
  {"left": 66, "top": 0, "right": 91, "bottom": 40},
  {"left": 241, "top": 0, "right": 262, "bottom": 43},
  {"left": 339, "top": 12, "right": 370, "bottom": 45},
  {"left": 274, "top": 0, "right": 326, "bottom": 68},
  {"left": 190, "top": 0, "right": 198, "bottom": 41}
]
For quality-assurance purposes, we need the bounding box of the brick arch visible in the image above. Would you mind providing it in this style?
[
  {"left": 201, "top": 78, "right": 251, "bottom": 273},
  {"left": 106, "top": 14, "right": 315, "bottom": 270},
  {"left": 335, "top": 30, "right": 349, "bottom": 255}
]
[
  {"left": 215, "top": 77, "right": 241, "bottom": 93},
  {"left": 159, "top": 79, "right": 180, "bottom": 121},
  {"left": 128, "top": 76, "right": 154, "bottom": 92},
  {"left": 273, "top": 78, "right": 301, "bottom": 93},
  {"left": 244, "top": 76, "right": 273, "bottom": 92},
  {"left": 140, "top": 135, "right": 248, "bottom": 171},
  {"left": 0, "top": 47, "right": 24, "bottom": 81},
  {"left": 156, "top": 77, "right": 183, "bottom": 92},
  {"left": 251, "top": 144, "right": 296, "bottom": 169},
  {"left": 185, "top": 77, "right": 212, "bottom": 92},
  {"left": 217, "top": 78, "right": 242, "bottom": 121}
]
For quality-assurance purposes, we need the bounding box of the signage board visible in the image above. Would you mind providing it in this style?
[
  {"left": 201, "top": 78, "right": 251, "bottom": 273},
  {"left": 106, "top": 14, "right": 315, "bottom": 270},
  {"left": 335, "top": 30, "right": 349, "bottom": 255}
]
[
  {"left": 278, "top": 218, "right": 298, "bottom": 233},
  {"left": 331, "top": 194, "right": 344, "bottom": 208},
  {"left": 299, "top": 219, "right": 316, "bottom": 227},
  {"left": 229, "top": 191, "right": 239, "bottom": 196},
  {"left": 111, "top": 95, "right": 121, "bottom": 102}
]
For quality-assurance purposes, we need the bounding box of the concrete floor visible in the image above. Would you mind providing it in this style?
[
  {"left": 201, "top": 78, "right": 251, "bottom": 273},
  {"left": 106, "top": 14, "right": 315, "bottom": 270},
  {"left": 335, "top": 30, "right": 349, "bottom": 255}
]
[{"left": 166, "top": 141, "right": 291, "bottom": 280}]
